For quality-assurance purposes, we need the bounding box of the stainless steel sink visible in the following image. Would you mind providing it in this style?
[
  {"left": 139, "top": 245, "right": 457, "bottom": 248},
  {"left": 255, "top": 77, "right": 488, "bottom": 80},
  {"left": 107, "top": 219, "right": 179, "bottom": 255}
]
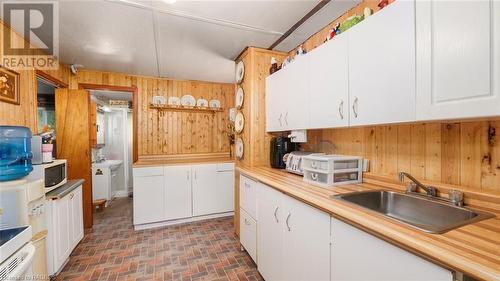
[{"left": 333, "top": 190, "right": 495, "bottom": 234}]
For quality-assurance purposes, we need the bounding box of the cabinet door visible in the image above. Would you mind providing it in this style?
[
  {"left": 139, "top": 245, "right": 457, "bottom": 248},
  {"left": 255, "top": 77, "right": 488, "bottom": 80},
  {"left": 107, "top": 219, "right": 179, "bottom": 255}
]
[
  {"left": 164, "top": 165, "right": 192, "bottom": 220},
  {"left": 70, "top": 186, "right": 84, "bottom": 249},
  {"left": 309, "top": 34, "right": 349, "bottom": 129},
  {"left": 416, "top": 0, "right": 500, "bottom": 120},
  {"left": 53, "top": 196, "right": 70, "bottom": 270},
  {"left": 133, "top": 174, "right": 165, "bottom": 225},
  {"left": 256, "top": 183, "right": 284, "bottom": 281},
  {"left": 283, "top": 56, "right": 310, "bottom": 130},
  {"left": 331, "top": 218, "right": 452, "bottom": 281},
  {"left": 283, "top": 196, "right": 330, "bottom": 281},
  {"left": 215, "top": 170, "right": 234, "bottom": 213},
  {"left": 239, "top": 175, "right": 257, "bottom": 219},
  {"left": 348, "top": 0, "right": 416, "bottom": 126},
  {"left": 266, "top": 70, "right": 287, "bottom": 132},
  {"left": 192, "top": 164, "right": 218, "bottom": 216}
]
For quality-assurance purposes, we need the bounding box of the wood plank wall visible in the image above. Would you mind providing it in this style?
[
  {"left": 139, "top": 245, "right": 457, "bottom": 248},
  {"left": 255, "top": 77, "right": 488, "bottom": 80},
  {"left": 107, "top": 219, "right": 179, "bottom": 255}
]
[{"left": 72, "top": 70, "right": 234, "bottom": 157}]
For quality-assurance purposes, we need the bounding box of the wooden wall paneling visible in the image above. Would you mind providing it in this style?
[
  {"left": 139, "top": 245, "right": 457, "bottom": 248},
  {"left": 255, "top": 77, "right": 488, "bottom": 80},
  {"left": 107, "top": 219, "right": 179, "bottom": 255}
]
[
  {"left": 55, "top": 89, "right": 93, "bottom": 228},
  {"left": 441, "top": 123, "right": 461, "bottom": 185},
  {"left": 397, "top": 125, "right": 412, "bottom": 175},
  {"left": 480, "top": 121, "right": 500, "bottom": 193},
  {"left": 89, "top": 101, "right": 97, "bottom": 147},
  {"left": 424, "top": 123, "right": 442, "bottom": 182},
  {"left": 410, "top": 124, "right": 426, "bottom": 179},
  {"left": 461, "top": 122, "right": 483, "bottom": 190}
]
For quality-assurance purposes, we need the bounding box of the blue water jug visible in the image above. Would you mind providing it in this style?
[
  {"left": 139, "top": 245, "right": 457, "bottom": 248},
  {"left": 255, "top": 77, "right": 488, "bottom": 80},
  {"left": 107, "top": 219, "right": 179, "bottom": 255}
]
[{"left": 0, "top": 126, "right": 34, "bottom": 181}]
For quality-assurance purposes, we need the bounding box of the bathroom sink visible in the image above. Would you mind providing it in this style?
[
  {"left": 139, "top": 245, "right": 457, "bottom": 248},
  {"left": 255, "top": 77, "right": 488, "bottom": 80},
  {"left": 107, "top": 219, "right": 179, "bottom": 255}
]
[{"left": 332, "top": 190, "right": 495, "bottom": 234}]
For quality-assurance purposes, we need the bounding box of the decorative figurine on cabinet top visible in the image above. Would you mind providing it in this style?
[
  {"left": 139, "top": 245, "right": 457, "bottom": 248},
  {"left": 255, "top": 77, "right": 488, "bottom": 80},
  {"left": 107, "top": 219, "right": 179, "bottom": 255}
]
[
  {"left": 296, "top": 45, "right": 307, "bottom": 57},
  {"left": 281, "top": 56, "right": 293, "bottom": 68},
  {"left": 270, "top": 57, "right": 279, "bottom": 74},
  {"left": 334, "top": 22, "right": 341, "bottom": 35},
  {"left": 364, "top": 7, "right": 372, "bottom": 18},
  {"left": 378, "top": 0, "right": 389, "bottom": 10},
  {"left": 329, "top": 28, "right": 336, "bottom": 40}
]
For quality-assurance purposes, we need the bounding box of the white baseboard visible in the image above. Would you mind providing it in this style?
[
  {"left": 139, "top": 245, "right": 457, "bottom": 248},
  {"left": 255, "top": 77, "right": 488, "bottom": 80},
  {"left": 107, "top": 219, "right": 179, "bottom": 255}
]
[
  {"left": 134, "top": 212, "right": 234, "bottom": 231},
  {"left": 114, "top": 191, "right": 131, "bottom": 198}
]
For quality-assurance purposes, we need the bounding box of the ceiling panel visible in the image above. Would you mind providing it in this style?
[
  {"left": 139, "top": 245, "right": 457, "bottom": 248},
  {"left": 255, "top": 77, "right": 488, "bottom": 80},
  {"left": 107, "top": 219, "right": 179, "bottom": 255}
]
[
  {"left": 274, "top": 0, "right": 361, "bottom": 52},
  {"left": 155, "top": 11, "right": 281, "bottom": 83},
  {"left": 59, "top": 1, "right": 158, "bottom": 76}
]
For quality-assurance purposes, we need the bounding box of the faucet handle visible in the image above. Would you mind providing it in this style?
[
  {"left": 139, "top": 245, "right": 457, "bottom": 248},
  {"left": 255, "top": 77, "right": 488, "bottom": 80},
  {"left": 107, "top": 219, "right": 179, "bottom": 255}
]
[
  {"left": 426, "top": 186, "right": 437, "bottom": 197},
  {"left": 449, "top": 190, "right": 464, "bottom": 207},
  {"left": 406, "top": 182, "right": 417, "bottom": 193}
]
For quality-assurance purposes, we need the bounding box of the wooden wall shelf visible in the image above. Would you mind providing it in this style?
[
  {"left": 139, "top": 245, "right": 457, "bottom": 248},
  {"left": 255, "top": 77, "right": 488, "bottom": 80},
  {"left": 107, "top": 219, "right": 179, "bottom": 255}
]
[{"left": 149, "top": 104, "right": 223, "bottom": 114}]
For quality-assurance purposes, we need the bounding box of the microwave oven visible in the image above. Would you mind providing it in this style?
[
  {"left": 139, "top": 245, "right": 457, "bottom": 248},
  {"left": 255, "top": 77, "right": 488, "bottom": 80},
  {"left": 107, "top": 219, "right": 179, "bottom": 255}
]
[{"left": 27, "top": 159, "right": 67, "bottom": 193}]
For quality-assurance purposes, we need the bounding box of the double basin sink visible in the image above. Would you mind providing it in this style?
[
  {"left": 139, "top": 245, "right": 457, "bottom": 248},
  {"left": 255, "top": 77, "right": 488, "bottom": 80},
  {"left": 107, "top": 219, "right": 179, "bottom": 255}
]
[{"left": 333, "top": 190, "right": 494, "bottom": 234}]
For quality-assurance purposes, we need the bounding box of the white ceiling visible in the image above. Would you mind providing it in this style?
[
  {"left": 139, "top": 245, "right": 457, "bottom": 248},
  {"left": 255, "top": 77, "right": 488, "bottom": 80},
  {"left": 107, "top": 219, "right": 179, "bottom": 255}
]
[{"left": 54, "top": 0, "right": 359, "bottom": 83}]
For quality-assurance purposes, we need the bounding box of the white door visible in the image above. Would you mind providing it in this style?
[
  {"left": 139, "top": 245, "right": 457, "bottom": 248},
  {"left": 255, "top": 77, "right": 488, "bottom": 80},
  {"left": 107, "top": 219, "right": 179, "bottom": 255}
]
[
  {"left": 257, "top": 183, "right": 284, "bottom": 281},
  {"left": 70, "top": 186, "right": 84, "bottom": 249},
  {"left": 192, "top": 164, "right": 218, "bottom": 216},
  {"left": 309, "top": 33, "right": 349, "bottom": 129},
  {"left": 53, "top": 196, "right": 70, "bottom": 270},
  {"left": 416, "top": 0, "right": 500, "bottom": 121},
  {"left": 331, "top": 218, "right": 452, "bottom": 281},
  {"left": 215, "top": 170, "right": 234, "bottom": 213},
  {"left": 282, "top": 196, "right": 330, "bottom": 281},
  {"left": 348, "top": 0, "right": 416, "bottom": 126},
  {"left": 266, "top": 69, "right": 287, "bottom": 132},
  {"left": 283, "top": 56, "right": 309, "bottom": 130},
  {"left": 133, "top": 171, "right": 165, "bottom": 225},
  {"left": 164, "top": 165, "right": 192, "bottom": 220}
]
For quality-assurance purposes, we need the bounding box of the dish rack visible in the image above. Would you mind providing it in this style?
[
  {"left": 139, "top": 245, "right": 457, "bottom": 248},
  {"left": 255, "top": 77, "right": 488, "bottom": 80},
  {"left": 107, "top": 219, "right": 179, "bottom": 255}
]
[{"left": 302, "top": 155, "right": 363, "bottom": 187}]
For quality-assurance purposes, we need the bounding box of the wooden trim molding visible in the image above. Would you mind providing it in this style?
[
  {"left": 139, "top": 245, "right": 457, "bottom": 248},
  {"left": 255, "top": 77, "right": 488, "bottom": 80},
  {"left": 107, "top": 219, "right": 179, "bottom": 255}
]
[
  {"left": 36, "top": 70, "right": 69, "bottom": 88},
  {"left": 78, "top": 83, "right": 139, "bottom": 163}
]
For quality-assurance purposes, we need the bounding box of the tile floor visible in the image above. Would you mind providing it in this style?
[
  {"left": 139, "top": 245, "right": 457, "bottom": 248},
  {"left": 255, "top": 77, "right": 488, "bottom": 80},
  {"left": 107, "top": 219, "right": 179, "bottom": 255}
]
[{"left": 56, "top": 198, "right": 262, "bottom": 281}]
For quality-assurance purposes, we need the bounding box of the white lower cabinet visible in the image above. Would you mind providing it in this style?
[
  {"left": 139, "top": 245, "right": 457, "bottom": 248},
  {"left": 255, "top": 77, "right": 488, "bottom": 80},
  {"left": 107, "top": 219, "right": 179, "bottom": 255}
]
[
  {"left": 257, "top": 183, "right": 330, "bottom": 281},
  {"left": 331, "top": 217, "right": 453, "bottom": 281},
  {"left": 239, "top": 208, "right": 257, "bottom": 263},
  {"left": 48, "top": 185, "right": 84, "bottom": 275},
  {"left": 133, "top": 163, "right": 235, "bottom": 227}
]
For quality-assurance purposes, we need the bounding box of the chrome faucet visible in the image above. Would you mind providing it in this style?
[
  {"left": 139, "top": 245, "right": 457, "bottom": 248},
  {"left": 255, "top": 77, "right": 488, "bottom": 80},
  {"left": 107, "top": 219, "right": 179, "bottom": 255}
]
[
  {"left": 399, "top": 172, "right": 437, "bottom": 197},
  {"left": 399, "top": 172, "right": 464, "bottom": 207}
]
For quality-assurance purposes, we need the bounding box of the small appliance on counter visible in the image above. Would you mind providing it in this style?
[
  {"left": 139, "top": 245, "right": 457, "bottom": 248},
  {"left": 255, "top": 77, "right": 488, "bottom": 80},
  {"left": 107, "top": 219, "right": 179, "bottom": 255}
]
[
  {"left": 302, "top": 154, "right": 363, "bottom": 187},
  {"left": 270, "top": 137, "right": 297, "bottom": 169},
  {"left": 0, "top": 126, "right": 34, "bottom": 181},
  {"left": 284, "top": 151, "right": 324, "bottom": 175},
  {"left": 27, "top": 159, "right": 67, "bottom": 193}
]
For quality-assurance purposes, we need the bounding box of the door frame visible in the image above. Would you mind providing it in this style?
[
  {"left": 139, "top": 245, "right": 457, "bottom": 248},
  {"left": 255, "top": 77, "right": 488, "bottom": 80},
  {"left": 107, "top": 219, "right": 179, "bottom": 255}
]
[{"left": 78, "top": 83, "right": 139, "bottom": 163}]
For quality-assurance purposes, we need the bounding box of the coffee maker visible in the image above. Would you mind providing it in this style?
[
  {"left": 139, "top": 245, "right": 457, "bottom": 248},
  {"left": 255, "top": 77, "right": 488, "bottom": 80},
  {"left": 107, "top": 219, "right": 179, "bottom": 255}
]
[{"left": 270, "top": 137, "right": 297, "bottom": 169}]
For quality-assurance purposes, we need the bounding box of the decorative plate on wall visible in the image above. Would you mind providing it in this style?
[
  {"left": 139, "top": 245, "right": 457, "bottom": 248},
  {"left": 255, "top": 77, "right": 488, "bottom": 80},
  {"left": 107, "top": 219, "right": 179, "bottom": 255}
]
[
  {"left": 196, "top": 98, "right": 208, "bottom": 108},
  {"left": 167, "top": 96, "right": 180, "bottom": 106},
  {"left": 152, "top": 96, "right": 166, "bottom": 105},
  {"left": 180, "top": 95, "right": 196, "bottom": 107},
  {"left": 235, "top": 61, "right": 245, "bottom": 84},
  {"left": 235, "top": 112, "right": 244, "bottom": 133},
  {"left": 235, "top": 86, "right": 244, "bottom": 109},
  {"left": 209, "top": 99, "right": 221, "bottom": 108},
  {"left": 235, "top": 138, "right": 244, "bottom": 159}
]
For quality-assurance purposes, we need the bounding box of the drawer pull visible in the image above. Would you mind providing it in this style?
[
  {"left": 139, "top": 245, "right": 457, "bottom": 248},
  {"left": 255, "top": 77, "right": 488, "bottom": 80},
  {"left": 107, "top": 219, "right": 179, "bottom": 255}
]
[
  {"left": 244, "top": 218, "right": 251, "bottom": 226},
  {"left": 274, "top": 206, "right": 279, "bottom": 223},
  {"left": 286, "top": 212, "right": 291, "bottom": 231},
  {"left": 244, "top": 183, "right": 250, "bottom": 189},
  {"left": 311, "top": 173, "right": 318, "bottom": 181}
]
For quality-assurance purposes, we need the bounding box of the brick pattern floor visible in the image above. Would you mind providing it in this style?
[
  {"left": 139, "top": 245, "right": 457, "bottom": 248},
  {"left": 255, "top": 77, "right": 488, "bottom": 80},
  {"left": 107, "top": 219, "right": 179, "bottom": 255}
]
[{"left": 56, "top": 198, "right": 262, "bottom": 281}]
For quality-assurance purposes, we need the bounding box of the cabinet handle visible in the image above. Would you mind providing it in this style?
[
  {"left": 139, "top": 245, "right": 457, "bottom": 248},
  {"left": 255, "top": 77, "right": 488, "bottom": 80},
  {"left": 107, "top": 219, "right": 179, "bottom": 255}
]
[
  {"left": 286, "top": 212, "right": 291, "bottom": 231},
  {"left": 339, "top": 100, "right": 344, "bottom": 120},
  {"left": 278, "top": 113, "right": 283, "bottom": 127},
  {"left": 244, "top": 218, "right": 251, "bottom": 226},
  {"left": 187, "top": 171, "right": 190, "bottom": 180},
  {"left": 352, "top": 97, "right": 358, "bottom": 118},
  {"left": 284, "top": 112, "right": 288, "bottom": 126},
  {"left": 70, "top": 193, "right": 74, "bottom": 199},
  {"left": 194, "top": 171, "right": 197, "bottom": 180},
  {"left": 274, "top": 206, "right": 279, "bottom": 223},
  {"left": 244, "top": 183, "right": 250, "bottom": 189}
]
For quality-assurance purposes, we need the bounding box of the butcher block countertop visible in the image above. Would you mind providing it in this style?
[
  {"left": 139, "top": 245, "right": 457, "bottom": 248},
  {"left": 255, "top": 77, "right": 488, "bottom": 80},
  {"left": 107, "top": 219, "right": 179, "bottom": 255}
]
[
  {"left": 237, "top": 166, "right": 500, "bottom": 281},
  {"left": 133, "top": 153, "right": 234, "bottom": 168}
]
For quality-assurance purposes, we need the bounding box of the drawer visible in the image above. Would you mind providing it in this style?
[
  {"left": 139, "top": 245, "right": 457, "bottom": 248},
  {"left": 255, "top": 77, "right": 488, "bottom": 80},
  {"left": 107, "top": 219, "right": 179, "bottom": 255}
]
[
  {"left": 217, "top": 162, "right": 235, "bottom": 171},
  {"left": 133, "top": 166, "right": 163, "bottom": 177},
  {"left": 240, "top": 175, "right": 257, "bottom": 219},
  {"left": 240, "top": 208, "right": 257, "bottom": 263}
]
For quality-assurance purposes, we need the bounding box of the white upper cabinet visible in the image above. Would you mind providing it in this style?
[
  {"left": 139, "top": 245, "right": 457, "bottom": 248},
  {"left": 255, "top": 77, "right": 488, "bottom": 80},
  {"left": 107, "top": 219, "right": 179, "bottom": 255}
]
[
  {"left": 308, "top": 34, "right": 349, "bottom": 129},
  {"left": 348, "top": 0, "right": 416, "bottom": 126},
  {"left": 416, "top": 0, "right": 500, "bottom": 120},
  {"left": 266, "top": 56, "right": 309, "bottom": 132}
]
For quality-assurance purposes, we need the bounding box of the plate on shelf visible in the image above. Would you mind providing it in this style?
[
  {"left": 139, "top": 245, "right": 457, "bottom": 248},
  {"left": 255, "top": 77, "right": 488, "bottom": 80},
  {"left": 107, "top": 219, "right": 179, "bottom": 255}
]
[
  {"left": 181, "top": 95, "right": 196, "bottom": 107},
  {"left": 235, "top": 61, "right": 245, "bottom": 84},
  {"left": 235, "top": 112, "right": 244, "bottom": 133},
  {"left": 152, "top": 96, "right": 166, "bottom": 105},
  {"left": 235, "top": 138, "right": 244, "bottom": 159},
  {"left": 209, "top": 99, "right": 221, "bottom": 109},
  {"left": 196, "top": 98, "right": 208, "bottom": 108},
  {"left": 168, "top": 96, "right": 180, "bottom": 106},
  {"left": 235, "top": 87, "right": 244, "bottom": 109}
]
